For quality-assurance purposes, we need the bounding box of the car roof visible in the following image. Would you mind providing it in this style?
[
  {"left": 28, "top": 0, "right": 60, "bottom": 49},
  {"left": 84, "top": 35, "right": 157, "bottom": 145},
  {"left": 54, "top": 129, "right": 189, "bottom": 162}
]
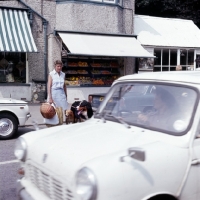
[{"left": 117, "top": 71, "right": 200, "bottom": 85}]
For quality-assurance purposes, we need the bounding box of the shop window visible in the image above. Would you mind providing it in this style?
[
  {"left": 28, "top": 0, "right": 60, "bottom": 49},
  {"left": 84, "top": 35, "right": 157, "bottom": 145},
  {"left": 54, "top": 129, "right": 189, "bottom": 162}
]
[
  {"left": 180, "top": 49, "right": 194, "bottom": 70},
  {"left": 188, "top": 50, "right": 194, "bottom": 69},
  {"left": 138, "top": 58, "right": 154, "bottom": 69},
  {"left": 196, "top": 55, "right": 200, "bottom": 68},
  {"left": 0, "top": 53, "right": 26, "bottom": 83},
  {"left": 163, "top": 49, "right": 169, "bottom": 66},
  {"left": 154, "top": 49, "right": 161, "bottom": 65},
  {"left": 162, "top": 67, "right": 169, "bottom": 71},
  {"left": 170, "top": 49, "right": 177, "bottom": 65},
  {"left": 151, "top": 48, "right": 195, "bottom": 72},
  {"left": 63, "top": 56, "right": 121, "bottom": 87},
  {"left": 154, "top": 67, "right": 161, "bottom": 72},
  {"left": 180, "top": 49, "right": 187, "bottom": 66}
]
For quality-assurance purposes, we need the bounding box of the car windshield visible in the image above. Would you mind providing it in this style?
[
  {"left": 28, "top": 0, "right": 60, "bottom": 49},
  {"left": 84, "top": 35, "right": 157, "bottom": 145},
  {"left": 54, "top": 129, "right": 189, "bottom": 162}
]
[{"left": 95, "top": 82, "right": 198, "bottom": 135}]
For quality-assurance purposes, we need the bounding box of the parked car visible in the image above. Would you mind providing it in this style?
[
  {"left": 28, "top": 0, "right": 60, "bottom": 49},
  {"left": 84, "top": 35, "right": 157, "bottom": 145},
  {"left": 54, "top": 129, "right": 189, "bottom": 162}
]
[
  {"left": 88, "top": 84, "right": 155, "bottom": 112},
  {"left": 15, "top": 71, "right": 200, "bottom": 200},
  {"left": 0, "top": 98, "right": 31, "bottom": 139},
  {"left": 88, "top": 93, "right": 106, "bottom": 111}
]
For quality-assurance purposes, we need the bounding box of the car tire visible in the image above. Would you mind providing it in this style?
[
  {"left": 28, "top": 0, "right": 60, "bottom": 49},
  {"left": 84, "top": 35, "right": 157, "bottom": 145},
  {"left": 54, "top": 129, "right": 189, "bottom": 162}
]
[{"left": 0, "top": 113, "right": 18, "bottom": 140}]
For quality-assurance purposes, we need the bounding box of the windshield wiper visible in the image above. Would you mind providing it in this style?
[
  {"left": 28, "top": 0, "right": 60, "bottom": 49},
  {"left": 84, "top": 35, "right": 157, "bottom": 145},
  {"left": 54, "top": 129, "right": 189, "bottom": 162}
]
[
  {"left": 106, "top": 114, "right": 131, "bottom": 129},
  {"left": 95, "top": 111, "right": 106, "bottom": 123},
  {"left": 96, "top": 111, "right": 130, "bottom": 128}
]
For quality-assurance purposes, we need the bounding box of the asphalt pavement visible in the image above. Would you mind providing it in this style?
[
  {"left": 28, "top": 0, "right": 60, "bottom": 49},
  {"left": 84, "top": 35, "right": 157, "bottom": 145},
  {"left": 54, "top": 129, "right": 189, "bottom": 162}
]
[
  {"left": 0, "top": 104, "right": 68, "bottom": 200},
  {"left": 26, "top": 103, "right": 44, "bottom": 126},
  {"left": 0, "top": 126, "right": 46, "bottom": 200}
]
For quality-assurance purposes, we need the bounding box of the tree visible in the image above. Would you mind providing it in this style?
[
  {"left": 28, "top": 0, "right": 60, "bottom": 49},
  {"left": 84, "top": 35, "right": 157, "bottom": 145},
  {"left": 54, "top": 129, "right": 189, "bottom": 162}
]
[{"left": 135, "top": 0, "right": 200, "bottom": 28}]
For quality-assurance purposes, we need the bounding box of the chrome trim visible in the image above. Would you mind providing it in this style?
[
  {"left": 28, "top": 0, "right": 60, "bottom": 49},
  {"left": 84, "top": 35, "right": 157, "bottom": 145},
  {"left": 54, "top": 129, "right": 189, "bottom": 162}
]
[
  {"left": 17, "top": 179, "right": 34, "bottom": 200},
  {"left": 26, "top": 113, "right": 31, "bottom": 118},
  {"left": 20, "top": 190, "right": 34, "bottom": 200},
  {"left": 0, "top": 118, "right": 13, "bottom": 136}
]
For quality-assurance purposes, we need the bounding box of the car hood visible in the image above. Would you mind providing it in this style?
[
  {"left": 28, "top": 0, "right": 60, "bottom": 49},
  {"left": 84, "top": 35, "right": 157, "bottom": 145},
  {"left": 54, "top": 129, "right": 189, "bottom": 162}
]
[
  {"left": 25, "top": 119, "right": 188, "bottom": 181},
  {"left": 0, "top": 98, "right": 28, "bottom": 104}
]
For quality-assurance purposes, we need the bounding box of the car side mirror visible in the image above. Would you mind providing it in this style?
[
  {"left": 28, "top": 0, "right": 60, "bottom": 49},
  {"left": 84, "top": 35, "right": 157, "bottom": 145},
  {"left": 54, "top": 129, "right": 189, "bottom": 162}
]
[{"left": 120, "top": 147, "right": 145, "bottom": 162}]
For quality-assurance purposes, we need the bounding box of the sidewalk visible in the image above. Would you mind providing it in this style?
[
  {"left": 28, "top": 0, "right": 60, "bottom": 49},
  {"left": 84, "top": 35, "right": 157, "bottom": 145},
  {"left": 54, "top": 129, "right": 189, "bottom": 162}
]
[
  {"left": 26, "top": 103, "right": 72, "bottom": 126},
  {"left": 26, "top": 103, "right": 44, "bottom": 126}
]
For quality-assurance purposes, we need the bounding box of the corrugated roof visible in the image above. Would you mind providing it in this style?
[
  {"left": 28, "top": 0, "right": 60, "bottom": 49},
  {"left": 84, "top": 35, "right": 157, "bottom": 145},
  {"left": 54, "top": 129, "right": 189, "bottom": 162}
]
[
  {"left": 0, "top": 7, "right": 37, "bottom": 52},
  {"left": 134, "top": 15, "right": 200, "bottom": 48}
]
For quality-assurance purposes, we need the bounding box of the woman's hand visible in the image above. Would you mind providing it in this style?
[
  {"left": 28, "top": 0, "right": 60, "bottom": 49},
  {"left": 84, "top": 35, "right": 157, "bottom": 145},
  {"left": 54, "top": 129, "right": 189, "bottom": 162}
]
[
  {"left": 137, "top": 113, "right": 148, "bottom": 123},
  {"left": 48, "top": 97, "right": 53, "bottom": 104}
]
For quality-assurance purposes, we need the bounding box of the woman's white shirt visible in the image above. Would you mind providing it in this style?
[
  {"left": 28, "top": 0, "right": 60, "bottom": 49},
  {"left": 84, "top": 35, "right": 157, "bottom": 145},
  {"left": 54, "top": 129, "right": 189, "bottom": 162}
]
[{"left": 50, "top": 69, "right": 65, "bottom": 89}]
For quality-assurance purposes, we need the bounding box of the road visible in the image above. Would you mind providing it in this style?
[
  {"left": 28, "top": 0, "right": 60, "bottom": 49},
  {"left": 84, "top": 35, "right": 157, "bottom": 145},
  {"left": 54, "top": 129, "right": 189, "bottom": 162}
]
[{"left": 0, "top": 125, "right": 47, "bottom": 200}]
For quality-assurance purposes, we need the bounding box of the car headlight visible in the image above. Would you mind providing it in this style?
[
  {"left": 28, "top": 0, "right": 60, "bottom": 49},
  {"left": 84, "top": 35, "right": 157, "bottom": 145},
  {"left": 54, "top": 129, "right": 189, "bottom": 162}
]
[
  {"left": 14, "top": 137, "right": 27, "bottom": 162},
  {"left": 76, "top": 167, "right": 97, "bottom": 200}
]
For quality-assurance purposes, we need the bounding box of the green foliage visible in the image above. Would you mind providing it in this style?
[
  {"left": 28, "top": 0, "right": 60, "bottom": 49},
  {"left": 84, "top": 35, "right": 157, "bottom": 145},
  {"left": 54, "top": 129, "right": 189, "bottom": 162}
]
[{"left": 135, "top": 0, "right": 200, "bottom": 28}]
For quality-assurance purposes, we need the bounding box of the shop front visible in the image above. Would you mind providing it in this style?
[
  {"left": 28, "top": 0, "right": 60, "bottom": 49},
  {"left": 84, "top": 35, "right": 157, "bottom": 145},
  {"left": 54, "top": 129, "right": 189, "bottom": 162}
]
[
  {"left": 134, "top": 15, "right": 200, "bottom": 73},
  {"left": 56, "top": 31, "right": 154, "bottom": 101},
  {"left": 0, "top": 7, "right": 37, "bottom": 100}
]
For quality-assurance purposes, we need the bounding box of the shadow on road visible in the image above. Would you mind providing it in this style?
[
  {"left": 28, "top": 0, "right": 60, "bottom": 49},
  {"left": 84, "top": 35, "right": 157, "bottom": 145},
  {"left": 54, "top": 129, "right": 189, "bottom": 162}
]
[{"left": 14, "top": 125, "right": 47, "bottom": 139}]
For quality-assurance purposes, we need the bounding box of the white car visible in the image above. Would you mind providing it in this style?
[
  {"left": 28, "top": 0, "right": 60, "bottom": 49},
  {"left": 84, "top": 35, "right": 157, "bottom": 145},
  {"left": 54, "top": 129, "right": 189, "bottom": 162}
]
[
  {"left": 15, "top": 71, "right": 200, "bottom": 200},
  {"left": 0, "top": 98, "right": 31, "bottom": 139}
]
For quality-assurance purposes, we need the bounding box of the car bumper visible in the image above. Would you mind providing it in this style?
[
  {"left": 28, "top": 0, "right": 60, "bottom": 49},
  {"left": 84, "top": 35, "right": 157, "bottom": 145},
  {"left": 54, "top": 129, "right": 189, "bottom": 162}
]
[
  {"left": 18, "top": 113, "right": 31, "bottom": 126},
  {"left": 17, "top": 178, "right": 49, "bottom": 200},
  {"left": 17, "top": 179, "right": 34, "bottom": 200},
  {"left": 27, "top": 113, "right": 31, "bottom": 118}
]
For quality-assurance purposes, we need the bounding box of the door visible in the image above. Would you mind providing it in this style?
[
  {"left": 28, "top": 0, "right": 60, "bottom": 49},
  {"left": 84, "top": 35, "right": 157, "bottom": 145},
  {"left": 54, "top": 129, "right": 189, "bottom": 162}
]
[
  {"left": 180, "top": 119, "right": 200, "bottom": 200},
  {"left": 191, "top": 137, "right": 200, "bottom": 199}
]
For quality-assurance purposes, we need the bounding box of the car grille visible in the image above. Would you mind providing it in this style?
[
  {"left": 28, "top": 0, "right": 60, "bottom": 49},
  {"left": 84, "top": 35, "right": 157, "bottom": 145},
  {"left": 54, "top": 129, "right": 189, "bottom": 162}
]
[{"left": 26, "top": 163, "right": 74, "bottom": 200}]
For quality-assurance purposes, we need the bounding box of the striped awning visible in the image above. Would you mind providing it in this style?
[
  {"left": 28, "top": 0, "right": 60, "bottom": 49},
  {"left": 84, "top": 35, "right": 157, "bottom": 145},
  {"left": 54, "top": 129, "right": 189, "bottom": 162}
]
[{"left": 0, "top": 7, "right": 37, "bottom": 52}]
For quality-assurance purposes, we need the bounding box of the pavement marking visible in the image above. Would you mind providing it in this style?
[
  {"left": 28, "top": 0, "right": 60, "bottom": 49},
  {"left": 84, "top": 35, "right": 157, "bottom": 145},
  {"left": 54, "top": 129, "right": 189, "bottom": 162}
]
[{"left": 0, "top": 159, "right": 19, "bottom": 165}]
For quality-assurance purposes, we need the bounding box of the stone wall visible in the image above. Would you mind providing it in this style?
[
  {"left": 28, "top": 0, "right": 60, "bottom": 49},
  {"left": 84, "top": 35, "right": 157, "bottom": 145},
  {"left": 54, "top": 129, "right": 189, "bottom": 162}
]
[
  {"left": 56, "top": 3, "right": 123, "bottom": 33},
  {"left": 31, "top": 81, "right": 46, "bottom": 103}
]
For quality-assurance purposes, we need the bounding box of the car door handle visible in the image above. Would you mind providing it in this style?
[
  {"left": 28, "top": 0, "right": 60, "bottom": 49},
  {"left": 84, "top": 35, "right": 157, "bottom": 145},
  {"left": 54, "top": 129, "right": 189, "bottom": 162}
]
[{"left": 191, "top": 159, "right": 200, "bottom": 165}]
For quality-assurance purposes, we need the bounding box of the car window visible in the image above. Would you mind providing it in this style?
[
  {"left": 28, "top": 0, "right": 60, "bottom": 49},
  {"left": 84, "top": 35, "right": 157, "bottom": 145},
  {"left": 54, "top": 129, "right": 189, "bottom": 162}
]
[{"left": 96, "top": 83, "right": 198, "bottom": 136}]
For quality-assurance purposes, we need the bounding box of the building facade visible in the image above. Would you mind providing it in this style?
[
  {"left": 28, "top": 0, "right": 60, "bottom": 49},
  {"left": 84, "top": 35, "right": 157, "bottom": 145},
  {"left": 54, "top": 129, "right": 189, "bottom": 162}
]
[
  {"left": 134, "top": 15, "right": 200, "bottom": 73},
  {"left": 1, "top": 0, "right": 152, "bottom": 102}
]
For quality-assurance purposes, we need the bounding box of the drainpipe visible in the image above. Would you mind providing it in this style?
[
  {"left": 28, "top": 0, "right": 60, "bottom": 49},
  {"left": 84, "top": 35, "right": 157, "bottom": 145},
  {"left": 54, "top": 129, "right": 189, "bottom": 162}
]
[
  {"left": 17, "top": 0, "right": 48, "bottom": 98},
  {"left": 43, "top": 21, "right": 48, "bottom": 98}
]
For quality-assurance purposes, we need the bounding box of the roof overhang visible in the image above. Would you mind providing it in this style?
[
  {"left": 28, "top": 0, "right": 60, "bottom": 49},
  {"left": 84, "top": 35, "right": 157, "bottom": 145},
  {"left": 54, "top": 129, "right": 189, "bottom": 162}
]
[
  {"left": 134, "top": 15, "right": 200, "bottom": 48},
  {"left": 56, "top": 31, "right": 155, "bottom": 58}
]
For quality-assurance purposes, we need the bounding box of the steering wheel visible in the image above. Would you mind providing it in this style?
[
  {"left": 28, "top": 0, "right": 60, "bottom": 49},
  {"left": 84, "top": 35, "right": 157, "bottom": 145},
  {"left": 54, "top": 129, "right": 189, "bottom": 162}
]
[
  {"left": 142, "top": 107, "right": 155, "bottom": 115},
  {"left": 117, "top": 109, "right": 132, "bottom": 117}
]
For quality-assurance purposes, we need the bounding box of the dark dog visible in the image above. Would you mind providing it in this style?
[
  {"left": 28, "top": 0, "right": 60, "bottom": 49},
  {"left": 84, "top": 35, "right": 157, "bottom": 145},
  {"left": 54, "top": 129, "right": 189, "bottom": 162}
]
[{"left": 65, "top": 100, "right": 93, "bottom": 124}]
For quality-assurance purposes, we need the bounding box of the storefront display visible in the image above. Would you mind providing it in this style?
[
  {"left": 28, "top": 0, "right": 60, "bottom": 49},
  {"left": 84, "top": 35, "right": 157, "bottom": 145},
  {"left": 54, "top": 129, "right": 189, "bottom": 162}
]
[
  {"left": 138, "top": 57, "right": 154, "bottom": 73},
  {"left": 0, "top": 53, "right": 26, "bottom": 83},
  {"left": 62, "top": 56, "right": 121, "bottom": 87}
]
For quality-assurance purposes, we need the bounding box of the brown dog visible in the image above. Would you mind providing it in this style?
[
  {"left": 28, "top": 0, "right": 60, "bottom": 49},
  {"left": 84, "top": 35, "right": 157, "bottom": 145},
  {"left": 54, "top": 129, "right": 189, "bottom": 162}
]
[
  {"left": 65, "top": 110, "right": 75, "bottom": 124},
  {"left": 65, "top": 109, "right": 87, "bottom": 124}
]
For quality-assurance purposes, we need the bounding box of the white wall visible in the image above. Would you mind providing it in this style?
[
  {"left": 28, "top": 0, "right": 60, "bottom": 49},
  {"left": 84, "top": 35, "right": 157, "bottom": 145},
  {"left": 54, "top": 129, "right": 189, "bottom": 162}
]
[{"left": 0, "top": 85, "right": 31, "bottom": 101}]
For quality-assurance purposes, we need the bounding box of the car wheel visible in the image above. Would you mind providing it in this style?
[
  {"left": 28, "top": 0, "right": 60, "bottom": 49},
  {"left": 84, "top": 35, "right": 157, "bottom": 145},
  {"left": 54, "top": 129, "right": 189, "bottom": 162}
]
[{"left": 0, "top": 113, "right": 18, "bottom": 139}]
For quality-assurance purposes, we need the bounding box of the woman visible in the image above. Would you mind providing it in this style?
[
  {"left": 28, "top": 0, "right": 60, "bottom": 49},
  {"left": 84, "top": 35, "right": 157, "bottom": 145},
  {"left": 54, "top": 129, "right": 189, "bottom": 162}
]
[
  {"left": 137, "top": 87, "right": 177, "bottom": 130},
  {"left": 47, "top": 60, "right": 68, "bottom": 116}
]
